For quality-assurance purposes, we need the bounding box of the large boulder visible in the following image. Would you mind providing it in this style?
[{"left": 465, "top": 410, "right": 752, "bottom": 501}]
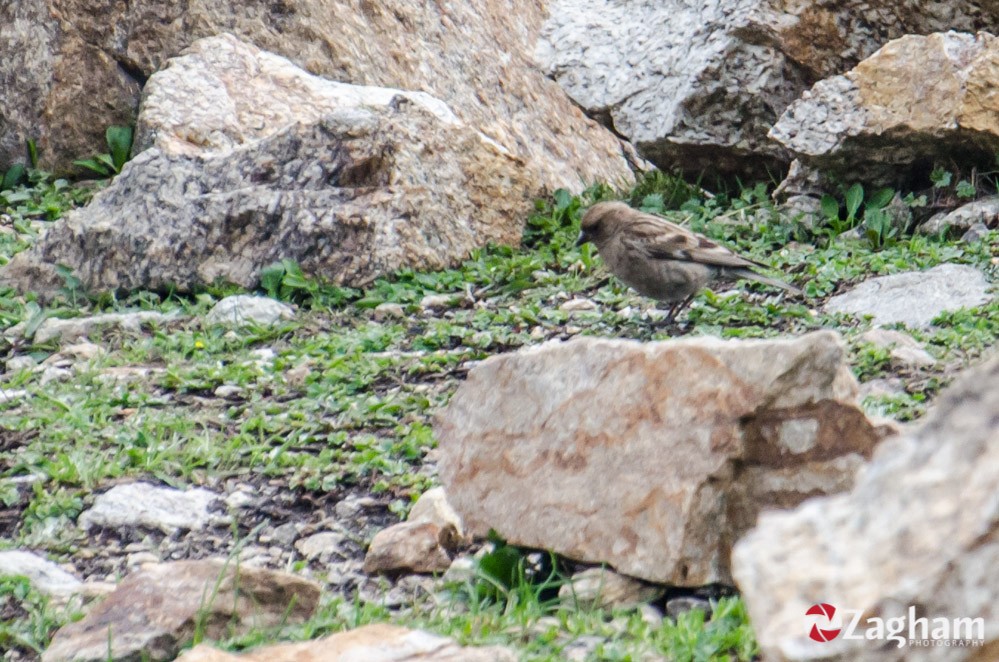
[
  {"left": 0, "top": 0, "right": 633, "bottom": 190},
  {"left": 536, "top": 1, "right": 999, "bottom": 178},
  {"left": 772, "top": 31, "right": 999, "bottom": 184},
  {"left": 436, "top": 331, "right": 891, "bottom": 585},
  {"left": 732, "top": 355, "right": 999, "bottom": 661},
  {"left": 0, "top": 36, "right": 541, "bottom": 295}
]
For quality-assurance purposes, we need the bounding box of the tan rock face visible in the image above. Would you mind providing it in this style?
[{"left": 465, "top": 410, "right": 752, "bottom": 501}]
[
  {"left": 436, "top": 331, "right": 887, "bottom": 585},
  {"left": 732, "top": 355, "right": 999, "bottom": 661},
  {"left": 772, "top": 31, "right": 999, "bottom": 182},
  {"left": 41, "top": 560, "right": 320, "bottom": 662},
  {"left": 175, "top": 624, "right": 517, "bottom": 662},
  {"left": 0, "top": 0, "right": 633, "bottom": 189},
  {"left": 0, "top": 35, "right": 541, "bottom": 296}
]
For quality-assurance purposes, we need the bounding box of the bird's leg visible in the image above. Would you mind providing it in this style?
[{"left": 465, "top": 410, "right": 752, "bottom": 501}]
[{"left": 662, "top": 294, "right": 695, "bottom": 326}]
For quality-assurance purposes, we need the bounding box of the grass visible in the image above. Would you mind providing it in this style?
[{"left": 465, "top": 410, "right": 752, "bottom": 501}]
[{"left": 0, "top": 170, "right": 996, "bottom": 660}]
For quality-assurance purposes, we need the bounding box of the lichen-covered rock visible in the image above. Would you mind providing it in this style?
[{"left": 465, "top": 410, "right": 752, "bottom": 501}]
[
  {"left": 0, "top": 36, "right": 539, "bottom": 296},
  {"left": 437, "top": 331, "right": 889, "bottom": 585}
]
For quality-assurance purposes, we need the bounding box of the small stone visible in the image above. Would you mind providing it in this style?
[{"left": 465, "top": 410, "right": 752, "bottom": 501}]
[
  {"left": 419, "top": 294, "right": 455, "bottom": 311},
  {"left": 49, "top": 342, "right": 105, "bottom": 362},
  {"left": 295, "top": 531, "right": 346, "bottom": 561},
  {"left": 960, "top": 222, "right": 991, "bottom": 243},
  {"left": 39, "top": 366, "right": 71, "bottom": 385},
  {"left": 334, "top": 495, "right": 379, "bottom": 520},
  {"left": 224, "top": 490, "right": 255, "bottom": 510},
  {"left": 558, "top": 567, "right": 663, "bottom": 610},
  {"left": 666, "top": 596, "right": 713, "bottom": 621},
  {"left": 0, "top": 389, "right": 28, "bottom": 403},
  {"left": 559, "top": 298, "right": 598, "bottom": 313},
  {"left": 0, "top": 551, "right": 82, "bottom": 597},
  {"left": 407, "top": 487, "right": 465, "bottom": 541},
  {"left": 5, "top": 355, "right": 37, "bottom": 372},
  {"left": 126, "top": 552, "right": 161, "bottom": 567},
  {"left": 363, "top": 521, "right": 453, "bottom": 575},
  {"left": 213, "top": 384, "right": 243, "bottom": 399},
  {"left": 270, "top": 522, "right": 300, "bottom": 547},
  {"left": 857, "top": 329, "right": 936, "bottom": 369},
  {"left": 205, "top": 295, "right": 295, "bottom": 327},
  {"left": 373, "top": 302, "right": 405, "bottom": 321},
  {"left": 441, "top": 555, "right": 476, "bottom": 584}
]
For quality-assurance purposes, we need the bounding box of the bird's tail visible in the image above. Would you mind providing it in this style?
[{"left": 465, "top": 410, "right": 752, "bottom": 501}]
[{"left": 730, "top": 268, "right": 803, "bottom": 296}]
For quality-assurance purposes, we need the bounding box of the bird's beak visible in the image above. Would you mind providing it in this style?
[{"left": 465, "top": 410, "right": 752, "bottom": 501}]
[{"left": 575, "top": 231, "right": 588, "bottom": 247}]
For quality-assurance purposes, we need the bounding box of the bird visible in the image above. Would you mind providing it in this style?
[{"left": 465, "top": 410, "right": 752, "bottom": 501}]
[{"left": 576, "top": 201, "right": 801, "bottom": 323}]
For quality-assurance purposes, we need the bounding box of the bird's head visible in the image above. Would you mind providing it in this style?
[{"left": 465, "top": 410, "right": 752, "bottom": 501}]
[{"left": 576, "top": 201, "right": 632, "bottom": 247}]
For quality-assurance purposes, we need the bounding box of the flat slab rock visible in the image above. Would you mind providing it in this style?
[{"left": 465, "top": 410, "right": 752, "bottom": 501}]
[
  {"left": 733, "top": 355, "right": 999, "bottom": 661},
  {"left": 78, "top": 482, "right": 224, "bottom": 534},
  {"left": 437, "top": 330, "right": 889, "bottom": 585},
  {"left": 175, "top": 624, "right": 516, "bottom": 662},
  {"left": 0, "top": 550, "right": 82, "bottom": 597},
  {"left": 824, "top": 263, "right": 992, "bottom": 328},
  {"left": 42, "top": 559, "right": 320, "bottom": 662}
]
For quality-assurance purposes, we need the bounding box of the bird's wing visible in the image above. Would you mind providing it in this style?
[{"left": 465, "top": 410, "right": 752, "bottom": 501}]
[{"left": 618, "top": 213, "right": 766, "bottom": 270}]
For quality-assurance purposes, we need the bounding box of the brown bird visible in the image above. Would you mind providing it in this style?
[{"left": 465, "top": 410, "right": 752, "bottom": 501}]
[{"left": 576, "top": 201, "right": 801, "bottom": 323}]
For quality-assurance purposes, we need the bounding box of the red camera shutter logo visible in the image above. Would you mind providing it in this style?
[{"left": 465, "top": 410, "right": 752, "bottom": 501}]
[{"left": 806, "top": 603, "right": 842, "bottom": 642}]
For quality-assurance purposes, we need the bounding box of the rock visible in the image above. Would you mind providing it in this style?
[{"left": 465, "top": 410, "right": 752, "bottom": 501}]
[
  {"left": 44, "top": 342, "right": 106, "bottom": 363},
  {"left": 2, "top": 35, "right": 551, "bottom": 297},
  {"left": 665, "top": 596, "right": 713, "bottom": 621},
  {"left": 437, "top": 331, "right": 887, "bottom": 585},
  {"left": 441, "top": 556, "right": 477, "bottom": 584},
  {"left": 363, "top": 521, "right": 454, "bottom": 575},
  {"left": 408, "top": 487, "right": 465, "bottom": 541},
  {"left": 537, "top": 3, "right": 996, "bottom": 179},
  {"left": 42, "top": 560, "right": 320, "bottom": 662},
  {"left": 825, "top": 264, "right": 992, "bottom": 328},
  {"left": 0, "top": 551, "right": 82, "bottom": 597},
  {"left": 5, "top": 355, "right": 38, "bottom": 372},
  {"left": 960, "top": 222, "right": 992, "bottom": 243},
  {"left": 1, "top": 1, "right": 632, "bottom": 188},
  {"left": 918, "top": 196, "right": 999, "bottom": 237},
  {"left": 213, "top": 385, "right": 243, "bottom": 399},
  {"left": 78, "top": 482, "right": 224, "bottom": 534},
  {"left": 33, "top": 311, "right": 177, "bottom": 344},
  {"left": 372, "top": 303, "right": 405, "bottom": 321},
  {"left": 857, "top": 329, "right": 937, "bottom": 370},
  {"left": 174, "top": 624, "right": 516, "bottom": 662},
  {"left": 295, "top": 531, "right": 346, "bottom": 561},
  {"left": 732, "top": 355, "right": 999, "bottom": 661},
  {"left": 559, "top": 298, "right": 598, "bottom": 313},
  {"left": 772, "top": 31, "right": 999, "bottom": 183},
  {"left": 419, "top": 294, "right": 456, "bottom": 312},
  {"left": 858, "top": 377, "right": 907, "bottom": 401},
  {"left": 558, "top": 567, "right": 663, "bottom": 610},
  {"left": 205, "top": 296, "right": 295, "bottom": 328}
]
